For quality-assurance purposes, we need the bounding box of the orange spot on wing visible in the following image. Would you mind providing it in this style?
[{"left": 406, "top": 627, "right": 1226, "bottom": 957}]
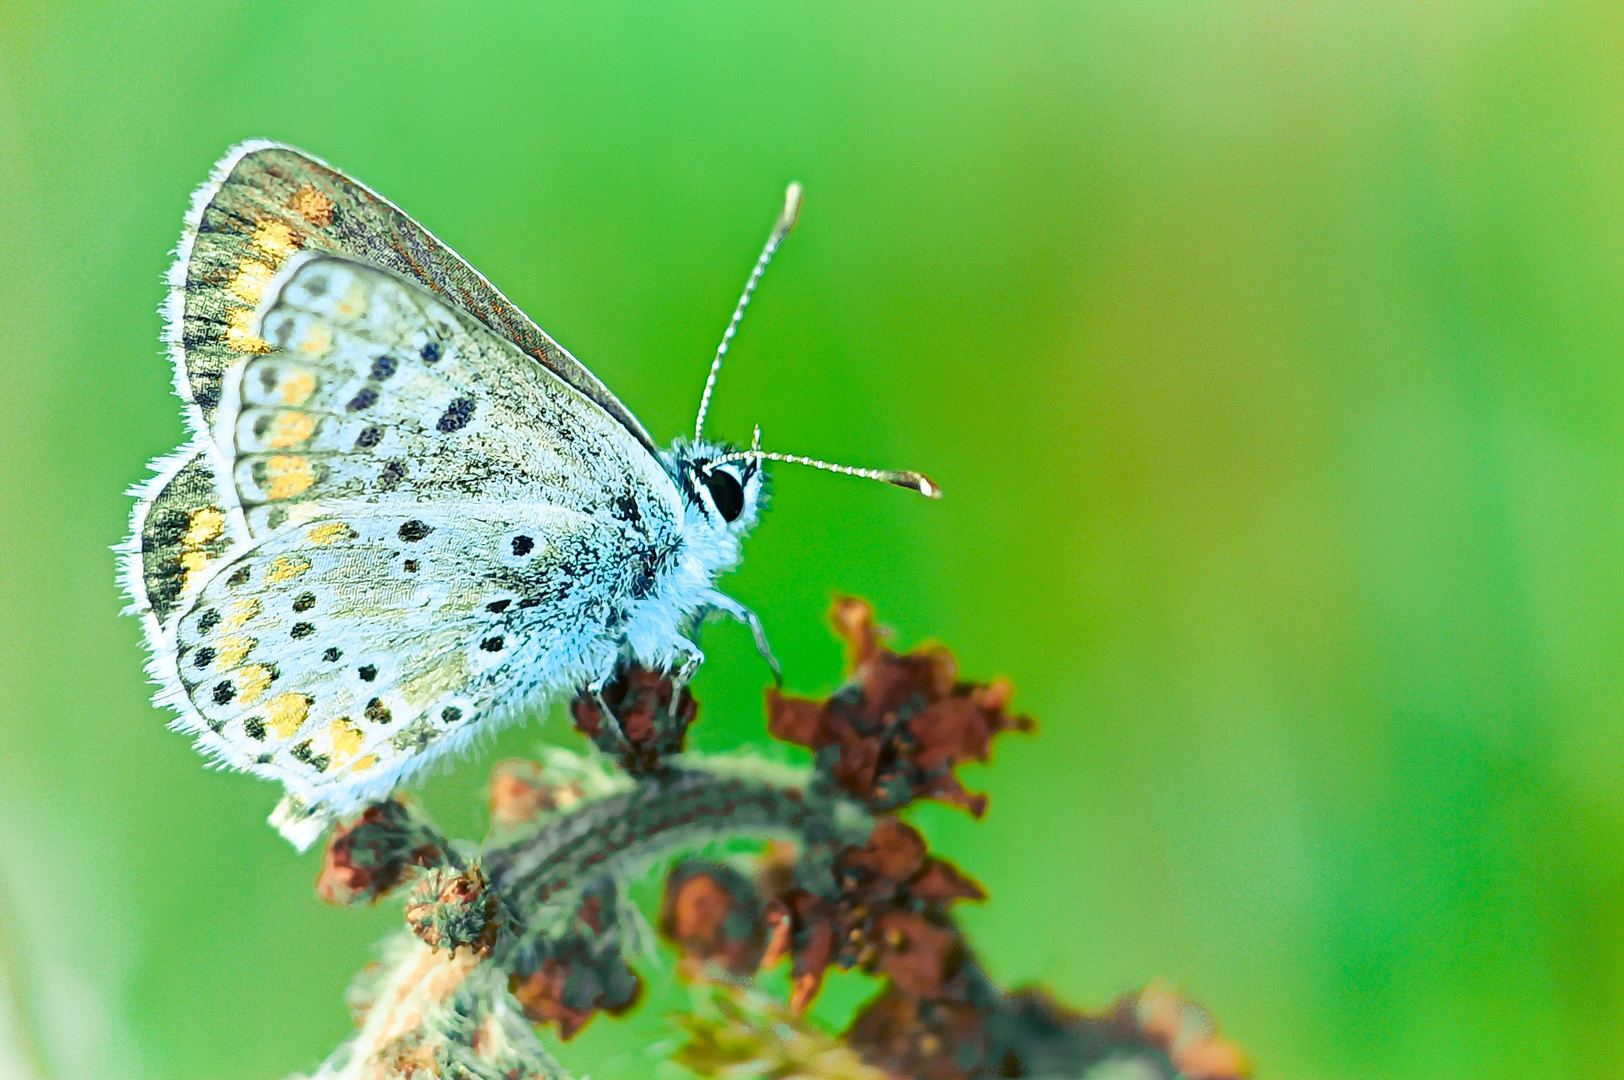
[
  {"left": 229, "top": 259, "right": 275, "bottom": 305},
  {"left": 267, "top": 411, "right": 315, "bottom": 448},
  {"left": 307, "top": 521, "right": 357, "bottom": 546},
  {"left": 176, "top": 507, "right": 229, "bottom": 592},
  {"left": 225, "top": 307, "right": 270, "bottom": 353},
  {"left": 263, "top": 456, "right": 315, "bottom": 500},
  {"left": 349, "top": 754, "right": 378, "bottom": 773},
  {"left": 280, "top": 370, "right": 318, "bottom": 404},
  {"left": 225, "top": 598, "right": 261, "bottom": 630},
  {"left": 289, "top": 184, "right": 335, "bottom": 227},
  {"left": 268, "top": 693, "right": 313, "bottom": 738},
  {"left": 266, "top": 554, "right": 313, "bottom": 583},
  {"left": 183, "top": 507, "right": 226, "bottom": 547},
  {"left": 329, "top": 720, "right": 364, "bottom": 760},
  {"left": 252, "top": 219, "right": 301, "bottom": 260},
  {"left": 217, "top": 635, "right": 255, "bottom": 667},
  {"left": 237, "top": 665, "right": 274, "bottom": 706},
  {"left": 334, "top": 280, "right": 368, "bottom": 318}
]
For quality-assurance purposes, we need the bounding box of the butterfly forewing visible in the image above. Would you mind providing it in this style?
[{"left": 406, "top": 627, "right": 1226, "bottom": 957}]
[
  {"left": 166, "top": 141, "right": 659, "bottom": 458},
  {"left": 220, "top": 254, "right": 679, "bottom": 539}
]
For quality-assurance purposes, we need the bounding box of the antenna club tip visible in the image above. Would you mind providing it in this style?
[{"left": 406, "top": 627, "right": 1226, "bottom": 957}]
[
  {"left": 902, "top": 473, "right": 943, "bottom": 499},
  {"left": 780, "top": 182, "right": 803, "bottom": 232}
]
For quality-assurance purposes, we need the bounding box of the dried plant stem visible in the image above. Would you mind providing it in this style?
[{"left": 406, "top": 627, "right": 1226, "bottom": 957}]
[{"left": 487, "top": 760, "right": 864, "bottom": 939}]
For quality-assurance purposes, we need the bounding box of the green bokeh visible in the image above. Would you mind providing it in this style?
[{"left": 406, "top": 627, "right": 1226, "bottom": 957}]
[{"left": 2, "top": 2, "right": 1622, "bottom": 1077}]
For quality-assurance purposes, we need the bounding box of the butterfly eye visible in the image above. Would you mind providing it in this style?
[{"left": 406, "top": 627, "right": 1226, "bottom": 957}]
[{"left": 704, "top": 467, "right": 745, "bottom": 522}]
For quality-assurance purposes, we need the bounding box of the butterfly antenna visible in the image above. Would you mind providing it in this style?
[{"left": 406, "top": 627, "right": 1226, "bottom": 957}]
[
  {"left": 694, "top": 182, "right": 803, "bottom": 442},
  {"left": 712, "top": 436, "right": 943, "bottom": 499}
]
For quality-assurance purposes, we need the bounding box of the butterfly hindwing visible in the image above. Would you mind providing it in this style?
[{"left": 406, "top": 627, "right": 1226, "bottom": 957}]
[
  {"left": 220, "top": 253, "right": 682, "bottom": 540},
  {"left": 122, "top": 438, "right": 248, "bottom": 628},
  {"left": 168, "top": 505, "right": 628, "bottom": 813}
]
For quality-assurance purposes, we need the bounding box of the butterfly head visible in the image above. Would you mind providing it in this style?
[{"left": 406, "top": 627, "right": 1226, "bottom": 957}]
[{"left": 668, "top": 437, "right": 769, "bottom": 541}]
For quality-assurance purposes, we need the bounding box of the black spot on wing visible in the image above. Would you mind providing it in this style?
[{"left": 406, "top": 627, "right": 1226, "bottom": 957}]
[
  {"left": 421, "top": 341, "right": 442, "bottom": 362},
  {"left": 358, "top": 664, "right": 377, "bottom": 682},
  {"left": 293, "top": 592, "right": 316, "bottom": 612},
  {"left": 364, "top": 697, "right": 392, "bottom": 724},
  {"left": 398, "top": 520, "right": 433, "bottom": 542},
  {"left": 291, "top": 740, "right": 330, "bottom": 772},
  {"left": 355, "top": 425, "right": 382, "bottom": 449},
  {"left": 322, "top": 646, "right": 341, "bottom": 662},
  {"left": 378, "top": 460, "right": 406, "bottom": 490},
  {"left": 369, "top": 355, "right": 399, "bottom": 381},
  {"left": 436, "top": 397, "right": 475, "bottom": 433},
  {"left": 511, "top": 535, "right": 534, "bottom": 557},
  {"left": 213, "top": 680, "right": 235, "bottom": 705},
  {"left": 347, "top": 387, "right": 378, "bottom": 413}
]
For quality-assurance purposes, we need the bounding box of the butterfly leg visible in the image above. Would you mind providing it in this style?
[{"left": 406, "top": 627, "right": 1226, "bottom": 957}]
[
  {"left": 669, "top": 637, "right": 705, "bottom": 692},
  {"left": 584, "top": 675, "right": 631, "bottom": 747},
  {"left": 704, "top": 591, "right": 782, "bottom": 687}
]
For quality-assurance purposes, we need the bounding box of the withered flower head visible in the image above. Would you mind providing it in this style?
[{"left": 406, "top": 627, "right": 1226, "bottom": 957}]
[
  {"left": 508, "top": 953, "right": 643, "bottom": 1041},
  {"left": 508, "top": 879, "right": 643, "bottom": 1040},
  {"left": 487, "top": 758, "right": 584, "bottom": 831},
  {"left": 846, "top": 989, "right": 990, "bottom": 1080},
  {"left": 404, "top": 865, "right": 499, "bottom": 955},
  {"left": 661, "top": 860, "right": 767, "bottom": 976},
  {"left": 849, "top": 981, "right": 1251, "bottom": 1080},
  {"left": 316, "top": 798, "right": 448, "bottom": 907},
  {"left": 570, "top": 664, "right": 698, "bottom": 774},
  {"left": 768, "top": 599, "right": 1030, "bottom": 815},
  {"left": 762, "top": 817, "right": 983, "bottom": 1013}
]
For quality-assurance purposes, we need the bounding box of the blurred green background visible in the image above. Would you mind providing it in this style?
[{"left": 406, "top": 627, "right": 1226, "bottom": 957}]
[{"left": 3, "top": 2, "right": 1622, "bottom": 1078}]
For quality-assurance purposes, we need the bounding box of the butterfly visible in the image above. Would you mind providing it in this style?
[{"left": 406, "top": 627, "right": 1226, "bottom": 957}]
[{"left": 122, "top": 142, "right": 938, "bottom": 849}]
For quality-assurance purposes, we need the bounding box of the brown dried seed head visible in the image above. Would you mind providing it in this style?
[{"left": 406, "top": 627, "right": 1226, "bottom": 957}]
[{"left": 316, "top": 799, "right": 444, "bottom": 907}]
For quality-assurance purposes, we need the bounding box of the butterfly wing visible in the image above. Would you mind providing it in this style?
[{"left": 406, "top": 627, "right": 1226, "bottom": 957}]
[
  {"left": 217, "top": 252, "right": 681, "bottom": 539},
  {"left": 125, "top": 154, "right": 698, "bottom": 837},
  {"left": 165, "top": 504, "right": 628, "bottom": 818},
  {"left": 147, "top": 255, "right": 689, "bottom": 818},
  {"left": 163, "top": 139, "right": 660, "bottom": 458},
  {"left": 126, "top": 140, "right": 666, "bottom": 644}
]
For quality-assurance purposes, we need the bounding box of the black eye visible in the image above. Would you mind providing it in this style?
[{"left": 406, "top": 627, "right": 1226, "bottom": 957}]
[{"left": 704, "top": 468, "right": 745, "bottom": 522}]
